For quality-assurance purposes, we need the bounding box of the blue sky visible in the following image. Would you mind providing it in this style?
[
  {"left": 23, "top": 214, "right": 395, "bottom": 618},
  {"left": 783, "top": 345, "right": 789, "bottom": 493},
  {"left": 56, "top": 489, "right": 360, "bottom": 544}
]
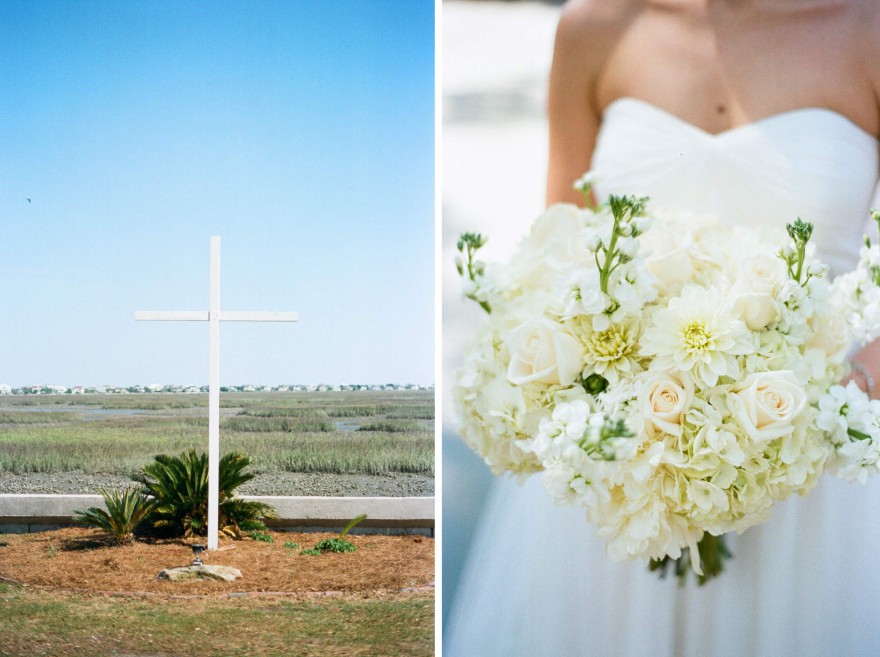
[{"left": 0, "top": 1, "right": 435, "bottom": 387}]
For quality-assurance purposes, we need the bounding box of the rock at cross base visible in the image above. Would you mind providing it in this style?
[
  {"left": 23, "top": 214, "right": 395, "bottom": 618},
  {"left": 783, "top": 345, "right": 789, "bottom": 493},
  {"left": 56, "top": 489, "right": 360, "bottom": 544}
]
[{"left": 157, "top": 564, "right": 242, "bottom": 582}]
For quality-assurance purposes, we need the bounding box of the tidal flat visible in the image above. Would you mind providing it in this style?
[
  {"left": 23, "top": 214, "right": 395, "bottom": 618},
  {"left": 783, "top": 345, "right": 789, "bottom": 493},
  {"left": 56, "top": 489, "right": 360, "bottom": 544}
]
[{"left": 0, "top": 390, "right": 434, "bottom": 496}]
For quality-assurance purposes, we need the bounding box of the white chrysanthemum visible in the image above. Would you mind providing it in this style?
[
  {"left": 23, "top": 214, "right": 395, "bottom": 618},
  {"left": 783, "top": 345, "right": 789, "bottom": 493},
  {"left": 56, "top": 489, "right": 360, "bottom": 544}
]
[
  {"left": 641, "top": 285, "right": 754, "bottom": 387},
  {"left": 582, "top": 321, "right": 642, "bottom": 385}
]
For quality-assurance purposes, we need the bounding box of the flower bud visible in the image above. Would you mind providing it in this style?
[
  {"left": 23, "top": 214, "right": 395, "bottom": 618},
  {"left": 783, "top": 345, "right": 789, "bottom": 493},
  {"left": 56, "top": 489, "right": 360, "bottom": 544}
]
[{"left": 618, "top": 237, "right": 639, "bottom": 258}]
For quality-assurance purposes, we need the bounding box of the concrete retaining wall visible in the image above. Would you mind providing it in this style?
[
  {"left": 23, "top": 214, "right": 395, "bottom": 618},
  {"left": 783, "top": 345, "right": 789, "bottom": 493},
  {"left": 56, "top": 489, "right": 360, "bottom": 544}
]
[{"left": 0, "top": 494, "right": 435, "bottom": 535}]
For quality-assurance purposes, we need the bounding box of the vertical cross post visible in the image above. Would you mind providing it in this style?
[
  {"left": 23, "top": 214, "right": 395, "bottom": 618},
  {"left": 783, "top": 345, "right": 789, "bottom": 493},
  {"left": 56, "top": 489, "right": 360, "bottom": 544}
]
[
  {"left": 136, "top": 237, "right": 298, "bottom": 549},
  {"left": 208, "top": 237, "right": 221, "bottom": 548}
]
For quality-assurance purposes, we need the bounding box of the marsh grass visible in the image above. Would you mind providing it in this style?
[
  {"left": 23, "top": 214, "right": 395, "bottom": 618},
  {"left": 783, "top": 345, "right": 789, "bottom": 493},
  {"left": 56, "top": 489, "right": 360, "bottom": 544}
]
[
  {"left": 386, "top": 406, "right": 435, "bottom": 420},
  {"left": 0, "top": 394, "right": 208, "bottom": 411},
  {"left": 0, "top": 411, "right": 76, "bottom": 425},
  {"left": 0, "top": 391, "right": 434, "bottom": 476},
  {"left": 239, "top": 407, "right": 328, "bottom": 418},
  {"left": 358, "top": 420, "right": 426, "bottom": 433},
  {"left": 223, "top": 416, "right": 334, "bottom": 433},
  {"left": 325, "top": 405, "right": 392, "bottom": 418}
]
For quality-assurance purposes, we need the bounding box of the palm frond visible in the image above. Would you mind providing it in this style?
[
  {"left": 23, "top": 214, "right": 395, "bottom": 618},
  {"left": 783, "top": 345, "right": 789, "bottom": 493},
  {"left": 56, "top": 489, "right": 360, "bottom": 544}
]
[
  {"left": 73, "top": 487, "right": 156, "bottom": 545},
  {"left": 131, "top": 449, "right": 273, "bottom": 538}
]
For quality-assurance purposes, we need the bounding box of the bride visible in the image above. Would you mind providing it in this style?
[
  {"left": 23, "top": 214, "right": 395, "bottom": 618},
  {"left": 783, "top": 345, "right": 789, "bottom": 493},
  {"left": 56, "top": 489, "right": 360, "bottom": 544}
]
[{"left": 445, "top": 1, "right": 880, "bottom": 655}]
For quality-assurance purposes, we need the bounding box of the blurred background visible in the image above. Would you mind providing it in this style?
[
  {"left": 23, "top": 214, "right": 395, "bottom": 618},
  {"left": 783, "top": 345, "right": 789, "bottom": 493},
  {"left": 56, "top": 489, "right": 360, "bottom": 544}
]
[{"left": 442, "top": 0, "right": 562, "bottom": 629}]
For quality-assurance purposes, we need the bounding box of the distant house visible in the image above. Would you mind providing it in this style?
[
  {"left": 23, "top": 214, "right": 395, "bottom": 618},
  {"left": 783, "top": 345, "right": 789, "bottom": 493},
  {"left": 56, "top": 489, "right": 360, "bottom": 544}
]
[{"left": 0, "top": 384, "right": 11, "bottom": 395}]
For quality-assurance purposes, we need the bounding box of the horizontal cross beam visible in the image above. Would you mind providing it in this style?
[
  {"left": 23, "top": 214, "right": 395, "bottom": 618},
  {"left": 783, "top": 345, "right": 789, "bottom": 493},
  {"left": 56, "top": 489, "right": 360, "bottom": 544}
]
[{"left": 135, "top": 311, "right": 299, "bottom": 322}]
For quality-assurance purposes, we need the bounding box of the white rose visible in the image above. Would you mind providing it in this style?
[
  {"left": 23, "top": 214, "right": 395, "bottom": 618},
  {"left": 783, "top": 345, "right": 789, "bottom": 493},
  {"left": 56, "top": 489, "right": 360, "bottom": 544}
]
[
  {"left": 730, "top": 371, "right": 806, "bottom": 442},
  {"left": 731, "top": 256, "right": 786, "bottom": 330},
  {"left": 505, "top": 318, "right": 585, "bottom": 386},
  {"left": 640, "top": 230, "right": 694, "bottom": 288},
  {"left": 639, "top": 371, "right": 695, "bottom": 437}
]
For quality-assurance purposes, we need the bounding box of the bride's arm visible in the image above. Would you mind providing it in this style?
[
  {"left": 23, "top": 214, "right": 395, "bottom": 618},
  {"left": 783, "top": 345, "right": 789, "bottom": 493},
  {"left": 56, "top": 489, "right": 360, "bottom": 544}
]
[
  {"left": 546, "top": 0, "right": 637, "bottom": 207},
  {"left": 848, "top": 3, "right": 880, "bottom": 397}
]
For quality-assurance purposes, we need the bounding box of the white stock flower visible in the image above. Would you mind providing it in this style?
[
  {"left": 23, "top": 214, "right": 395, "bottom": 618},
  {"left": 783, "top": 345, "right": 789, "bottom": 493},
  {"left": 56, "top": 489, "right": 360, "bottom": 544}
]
[
  {"left": 818, "top": 381, "right": 877, "bottom": 445},
  {"left": 641, "top": 285, "right": 753, "bottom": 387},
  {"left": 505, "top": 318, "right": 585, "bottom": 387},
  {"left": 562, "top": 268, "right": 606, "bottom": 318},
  {"left": 729, "top": 371, "right": 807, "bottom": 443}
]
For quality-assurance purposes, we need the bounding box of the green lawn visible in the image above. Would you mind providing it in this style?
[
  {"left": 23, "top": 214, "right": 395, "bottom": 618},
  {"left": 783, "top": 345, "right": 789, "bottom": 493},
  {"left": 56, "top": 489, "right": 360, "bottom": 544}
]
[{"left": 0, "top": 583, "right": 434, "bottom": 657}]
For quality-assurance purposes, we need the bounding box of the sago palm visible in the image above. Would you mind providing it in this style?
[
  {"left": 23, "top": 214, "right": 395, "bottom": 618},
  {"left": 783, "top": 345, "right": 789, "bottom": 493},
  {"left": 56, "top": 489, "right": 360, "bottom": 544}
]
[
  {"left": 133, "top": 449, "right": 275, "bottom": 539},
  {"left": 73, "top": 487, "right": 156, "bottom": 545}
]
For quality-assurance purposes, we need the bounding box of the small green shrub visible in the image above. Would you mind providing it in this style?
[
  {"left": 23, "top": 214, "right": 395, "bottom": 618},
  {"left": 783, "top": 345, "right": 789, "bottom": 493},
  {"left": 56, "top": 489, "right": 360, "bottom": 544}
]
[
  {"left": 249, "top": 530, "right": 273, "bottom": 542},
  {"left": 312, "top": 538, "right": 356, "bottom": 553},
  {"left": 303, "top": 514, "right": 366, "bottom": 555},
  {"left": 283, "top": 541, "right": 300, "bottom": 550},
  {"left": 73, "top": 487, "right": 156, "bottom": 545},
  {"left": 300, "top": 548, "right": 322, "bottom": 556}
]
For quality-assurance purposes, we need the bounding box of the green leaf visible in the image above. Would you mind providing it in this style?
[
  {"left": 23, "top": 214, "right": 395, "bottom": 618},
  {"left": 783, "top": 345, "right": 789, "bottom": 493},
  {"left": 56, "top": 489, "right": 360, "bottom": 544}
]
[{"left": 339, "top": 514, "right": 367, "bottom": 539}]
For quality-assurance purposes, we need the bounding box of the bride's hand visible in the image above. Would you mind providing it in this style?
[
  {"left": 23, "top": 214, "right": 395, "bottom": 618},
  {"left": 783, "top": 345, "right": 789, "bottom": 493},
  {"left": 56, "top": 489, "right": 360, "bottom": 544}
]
[{"left": 845, "top": 341, "right": 880, "bottom": 398}]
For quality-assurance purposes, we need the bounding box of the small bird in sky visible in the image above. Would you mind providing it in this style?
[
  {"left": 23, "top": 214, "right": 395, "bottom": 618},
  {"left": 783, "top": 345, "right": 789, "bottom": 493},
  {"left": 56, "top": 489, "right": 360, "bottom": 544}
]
[{"left": 26, "top": 198, "right": 31, "bottom": 203}]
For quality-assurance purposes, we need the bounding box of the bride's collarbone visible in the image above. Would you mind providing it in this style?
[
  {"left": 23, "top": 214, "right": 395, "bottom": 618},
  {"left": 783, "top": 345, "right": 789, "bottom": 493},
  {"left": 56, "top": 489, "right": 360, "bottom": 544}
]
[{"left": 592, "top": 12, "right": 877, "bottom": 136}]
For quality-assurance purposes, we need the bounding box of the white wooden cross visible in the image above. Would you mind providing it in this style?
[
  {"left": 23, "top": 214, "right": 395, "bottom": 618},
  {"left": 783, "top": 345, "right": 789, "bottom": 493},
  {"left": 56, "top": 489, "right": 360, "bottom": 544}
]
[{"left": 135, "top": 236, "right": 298, "bottom": 549}]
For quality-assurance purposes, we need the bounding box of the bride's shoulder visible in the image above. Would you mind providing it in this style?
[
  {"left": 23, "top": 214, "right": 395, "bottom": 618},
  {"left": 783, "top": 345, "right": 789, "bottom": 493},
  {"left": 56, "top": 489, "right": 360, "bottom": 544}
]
[
  {"left": 551, "top": 0, "right": 641, "bottom": 81},
  {"left": 555, "top": 0, "right": 642, "bottom": 44}
]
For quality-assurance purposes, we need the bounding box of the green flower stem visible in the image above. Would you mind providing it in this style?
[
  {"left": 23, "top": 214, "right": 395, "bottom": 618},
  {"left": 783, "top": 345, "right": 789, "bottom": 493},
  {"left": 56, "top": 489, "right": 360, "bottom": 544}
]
[
  {"left": 648, "top": 533, "right": 731, "bottom": 586},
  {"left": 456, "top": 233, "right": 491, "bottom": 314},
  {"left": 784, "top": 218, "right": 814, "bottom": 286},
  {"left": 598, "top": 218, "right": 621, "bottom": 296}
]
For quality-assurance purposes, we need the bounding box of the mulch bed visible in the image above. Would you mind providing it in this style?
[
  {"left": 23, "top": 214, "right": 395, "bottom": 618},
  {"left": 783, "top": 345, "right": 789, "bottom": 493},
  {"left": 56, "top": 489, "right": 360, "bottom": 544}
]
[{"left": 0, "top": 527, "right": 434, "bottom": 597}]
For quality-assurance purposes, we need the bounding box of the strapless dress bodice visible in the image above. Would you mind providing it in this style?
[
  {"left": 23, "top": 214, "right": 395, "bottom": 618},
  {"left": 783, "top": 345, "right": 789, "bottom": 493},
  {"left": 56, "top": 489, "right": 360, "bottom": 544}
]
[{"left": 591, "top": 97, "right": 879, "bottom": 274}]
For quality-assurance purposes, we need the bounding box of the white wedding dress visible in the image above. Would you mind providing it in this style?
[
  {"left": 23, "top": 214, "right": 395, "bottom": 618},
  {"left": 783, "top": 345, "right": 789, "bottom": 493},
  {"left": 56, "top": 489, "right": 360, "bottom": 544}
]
[{"left": 445, "top": 97, "right": 880, "bottom": 657}]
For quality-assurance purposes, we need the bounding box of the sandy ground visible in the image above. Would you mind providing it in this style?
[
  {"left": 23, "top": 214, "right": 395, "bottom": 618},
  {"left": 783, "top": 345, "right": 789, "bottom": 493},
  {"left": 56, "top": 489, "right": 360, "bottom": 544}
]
[{"left": 441, "top": 0, "right": 562, "bottom": 622}]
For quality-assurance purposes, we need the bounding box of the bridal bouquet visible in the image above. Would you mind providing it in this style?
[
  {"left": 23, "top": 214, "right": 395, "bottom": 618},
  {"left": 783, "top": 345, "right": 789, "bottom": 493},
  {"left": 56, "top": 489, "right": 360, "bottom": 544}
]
[{"left": 454, "top": 183, "right": 880, "bottom": 583}]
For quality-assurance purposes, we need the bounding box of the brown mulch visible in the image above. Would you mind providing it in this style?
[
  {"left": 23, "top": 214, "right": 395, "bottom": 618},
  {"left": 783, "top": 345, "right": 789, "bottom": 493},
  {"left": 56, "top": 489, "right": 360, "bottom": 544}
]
[{"left": 0, "top": 527, "right": 434, "bottom": 597}]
